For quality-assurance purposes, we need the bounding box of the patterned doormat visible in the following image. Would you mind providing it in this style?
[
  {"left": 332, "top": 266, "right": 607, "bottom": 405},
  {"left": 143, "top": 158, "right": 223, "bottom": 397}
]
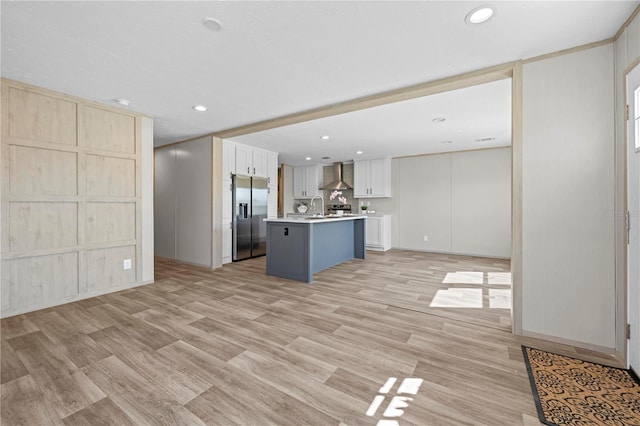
[{"left": 522, "top": 346, "right": 640, "bottom": 426}]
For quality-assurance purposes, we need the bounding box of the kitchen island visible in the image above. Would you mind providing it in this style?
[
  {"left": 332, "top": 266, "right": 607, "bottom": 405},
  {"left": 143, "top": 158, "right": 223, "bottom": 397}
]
[{"left": 264, "top": 216, "right": 366, "bottom": 283}]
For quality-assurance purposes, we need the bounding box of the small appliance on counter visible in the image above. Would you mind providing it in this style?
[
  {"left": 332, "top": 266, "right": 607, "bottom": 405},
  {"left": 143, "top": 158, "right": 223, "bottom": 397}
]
[{"left": 327, "top": 204, "right": 351, "bottom": 215}]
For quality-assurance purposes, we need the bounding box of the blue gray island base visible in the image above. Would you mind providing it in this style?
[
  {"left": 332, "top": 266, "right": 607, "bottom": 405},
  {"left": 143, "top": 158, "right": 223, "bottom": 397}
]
[{"left": 265, "top": 216, "right": 366, "bottom": 283}]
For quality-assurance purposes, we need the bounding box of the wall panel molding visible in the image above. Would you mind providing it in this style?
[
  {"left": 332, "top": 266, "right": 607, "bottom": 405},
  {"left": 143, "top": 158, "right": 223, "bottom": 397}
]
[{"left": 1, "top": 78, "right": 143, "bottom": 317}]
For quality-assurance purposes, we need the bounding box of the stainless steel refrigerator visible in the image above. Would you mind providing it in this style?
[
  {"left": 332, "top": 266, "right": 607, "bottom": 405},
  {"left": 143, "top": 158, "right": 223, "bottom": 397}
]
[{"left": 232, "top": 175, "right": 268, "bottom": 261}]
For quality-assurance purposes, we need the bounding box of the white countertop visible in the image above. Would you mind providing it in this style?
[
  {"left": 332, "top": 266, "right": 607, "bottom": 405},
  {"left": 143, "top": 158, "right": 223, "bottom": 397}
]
[{"left": 265, "top": 215, "right": 366, "bottom": 224}]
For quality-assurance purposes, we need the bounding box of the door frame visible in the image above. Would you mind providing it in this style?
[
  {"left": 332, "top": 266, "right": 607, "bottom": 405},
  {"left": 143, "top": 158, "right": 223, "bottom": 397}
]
[{"left": 623, "top": 57, "right": 640, "bottom": 368}]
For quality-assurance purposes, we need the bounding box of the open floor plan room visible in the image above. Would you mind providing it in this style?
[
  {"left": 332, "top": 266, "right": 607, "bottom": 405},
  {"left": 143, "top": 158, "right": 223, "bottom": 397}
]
[{"left": 0, "top": 251, "right": 618, "bottom": 425}]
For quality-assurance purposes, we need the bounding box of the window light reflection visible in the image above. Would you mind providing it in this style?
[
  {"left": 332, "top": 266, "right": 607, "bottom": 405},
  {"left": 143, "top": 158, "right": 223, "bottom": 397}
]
[
  {"left": 429, "top": 288, "right": 483, "bottom": 308},
  {"left": 489, "top": 289, "right": 511, "bottom": 309},
  {"left": 442, "top": 271, "right": 483, "bottom": 284}
]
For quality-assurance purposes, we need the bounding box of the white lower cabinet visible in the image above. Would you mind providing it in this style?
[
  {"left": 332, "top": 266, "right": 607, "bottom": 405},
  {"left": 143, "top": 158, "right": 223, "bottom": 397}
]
[{"left": 365, "top": 215, "right": 391, "bottom": 251}]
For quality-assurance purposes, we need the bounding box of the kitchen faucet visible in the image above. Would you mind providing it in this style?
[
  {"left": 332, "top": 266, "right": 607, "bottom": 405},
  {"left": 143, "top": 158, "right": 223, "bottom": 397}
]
[{"left": 309, "top": 195, "right": 324, "bottom": 216}]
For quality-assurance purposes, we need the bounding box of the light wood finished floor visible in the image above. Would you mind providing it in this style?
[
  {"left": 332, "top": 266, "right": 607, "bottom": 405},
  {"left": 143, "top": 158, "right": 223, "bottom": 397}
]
[{"left": 1, "top": 250, "right": 621, "bottom": 425}]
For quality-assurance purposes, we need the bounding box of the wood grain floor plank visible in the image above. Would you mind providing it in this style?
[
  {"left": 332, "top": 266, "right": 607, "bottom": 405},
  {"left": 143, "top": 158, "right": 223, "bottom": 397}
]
[
  {"left": 8, "top": 331, "right": 106, "bottom": 419},
  {"left": 53, "top": 334, "right": 113, "bottom": 369},
  {"left": 54, "top": 305, "right": 113, "bottom": 334},
  {"left": 227, "top": 349, "right": 365, "bottom": 425},
  {"left": 61, "top": 397, "right": 136, "bottom": 426},
  {"left": 115, "top": 349, "right": 212, "bottom": 405},
  {"left": 132, "top": 309, "right": 245, "bottom": 362},
  {"left": 1, "top": 338, "right": 29, "bottom": 384},
  {"left": 189, "top": 315, "right": 298, "bottom": 349},
  {"left": 0, "top": 315, "right": 39, "bottom": 339},
  {"left": 162, "top": 340, "right": 338, "bottom": 425},
  {"left": 1, "top": 375, "right": 64, "bottom": 426},
  {"left": 82, "top": 355, "right": 206, "bottom": 426}
]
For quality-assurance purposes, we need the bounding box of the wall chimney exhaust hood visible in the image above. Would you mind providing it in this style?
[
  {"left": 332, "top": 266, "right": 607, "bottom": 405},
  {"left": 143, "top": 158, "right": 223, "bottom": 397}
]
[{"left": 321, "top": 162, "right": 352, "bottom": 190}]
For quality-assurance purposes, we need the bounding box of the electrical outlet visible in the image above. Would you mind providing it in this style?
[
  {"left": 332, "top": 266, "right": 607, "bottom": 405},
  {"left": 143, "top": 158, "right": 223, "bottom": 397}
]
[
  {"left": 123, "top": 259, "right": 132, "bottom": 270},
  {"left": 423, "top": 235, "right": 429, "bottom": 242}
]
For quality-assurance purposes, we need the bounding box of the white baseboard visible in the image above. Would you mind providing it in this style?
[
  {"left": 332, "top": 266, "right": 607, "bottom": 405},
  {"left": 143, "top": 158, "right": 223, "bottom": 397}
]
[
  {"left": 0, "top": 279, "right": 153, "bottom": 319},
  {"left": 391, "top": 246, "right": 511, "bottom": 260},
  {"left": 519, "top": 328, "right": 617, "bottom": 356}
]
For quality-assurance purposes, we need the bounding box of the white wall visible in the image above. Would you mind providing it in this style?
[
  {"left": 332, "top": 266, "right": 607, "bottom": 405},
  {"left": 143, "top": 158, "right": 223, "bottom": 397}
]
[
  {"left": 141, "top": 116, "right": 154, "bottom": 283},
  {"left": 522, "top": 44, "right": 616, "bottom": 349},
  {"left": 378, "top": 147, "right": 511, "bottom": 258},
  {"left": 154, "top": 147, "right": 176, "bottom": 258},
  {"left": 451, "top": 149, "right": 512, "bottom": 256},
  {"left": 154, "top": 137, "right": 213, "bottom": 267},
  {"left": 614, "top": 11, "right": 640, "bottom": 359}
]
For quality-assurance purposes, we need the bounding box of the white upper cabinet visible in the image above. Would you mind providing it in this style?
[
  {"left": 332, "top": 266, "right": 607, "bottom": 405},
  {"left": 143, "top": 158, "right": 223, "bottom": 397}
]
[
  {"left": 354, "top": 158, "right": 391, "bottom": 198},
  {"left": 234, "top": 144, "right": 273, "bottom": 178},
  {"left": 252, "top": 148, "right": 268, "bottom": 178},
  {"left": 293, "top": 165, "right": 321, "bottom": 198},
  {"left": 236, "top": 144, "right": 253, "bottom": 176}
]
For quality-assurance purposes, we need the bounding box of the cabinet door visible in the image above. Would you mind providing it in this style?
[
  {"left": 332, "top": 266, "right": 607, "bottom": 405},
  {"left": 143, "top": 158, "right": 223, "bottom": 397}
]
[
  {"left": 305, "top": 165, "right": 321, "bottom": 198},
  {"left": 267, "top": 185, "right": 278, "bottom": 218},
  {"left": 293, "top": 167, "right": 306, "bottom": 197},
  {"left": 353, "top": 160, "right": 370, "bottom": 198},
  {"left": 222, "top": 180, "right": 233, "bottom": 221},
  {"left": 252, "top": 148, "right": 268, "bottom": 177},
  {"left": 236, "top": 144, "right": 253, "bottom": 176},
  {"left": 222, "top": 220, "right": 232, "bottom": 264},
  {"left": 267, "top": 152, "right": 279, "bottom": 185},
  {"left": 365, "top": 217, "right": 382, "bottom": 246},
  {"left": 222, "top": 140, "right": 236, "bottom": 179},
  {"left": 369, "top": 158, "right": 391, "bottom": 197}
]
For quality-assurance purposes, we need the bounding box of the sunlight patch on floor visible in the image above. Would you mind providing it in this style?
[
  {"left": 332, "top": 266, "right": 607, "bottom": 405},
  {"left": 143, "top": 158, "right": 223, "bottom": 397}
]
[
  {"left": 442, "top": 271, "right": 483, "bottom": 284},
  {"left": 489, "top": 288, "right": 511, "bottom": 309},
  {"left": 429, "top": 288, "right": 483, "bottom": 308},
  {"left": 488, "top": 272, "right": 512, "bottom": 285},
  {"left": 442, "top": 271, "right": 512, "bottom": 285}
]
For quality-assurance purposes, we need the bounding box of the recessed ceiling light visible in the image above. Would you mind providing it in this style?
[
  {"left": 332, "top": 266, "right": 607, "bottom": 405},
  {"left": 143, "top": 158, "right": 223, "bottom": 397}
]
[
  {"left": 114, "top": 98, "right": 130, "bottom": 106},
  {"left": 203, "top": 17, "right": 223, "bottom": 32},
  {"left": 305, "top": 157, "right": 312, "bottom": 161},
  {"left": 321, "top": 135, "right": 330, "bottom": 140},
  {"left": 356, "top": 150, "right": 363, "bottom": 154},
  {"left": 442, "top": 141, "right": 452, "bottom": 144},
  {"left": 432, "top": 117, "right": 446, "bottom": 123},
  {"left": 466, "top": 6, "right": 494, "bottom": 24},
  {"left": 193, "top": 105, "right": 207, "bottom": 112}
]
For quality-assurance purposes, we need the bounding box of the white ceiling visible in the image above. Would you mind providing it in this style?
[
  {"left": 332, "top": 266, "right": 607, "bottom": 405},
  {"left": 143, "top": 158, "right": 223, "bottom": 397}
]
[
  {"left": 2, "top": 1, "right": 637, "bottom": 165},
  {"left": 230, "top": 78, "right": 512, "bottom": 165}
]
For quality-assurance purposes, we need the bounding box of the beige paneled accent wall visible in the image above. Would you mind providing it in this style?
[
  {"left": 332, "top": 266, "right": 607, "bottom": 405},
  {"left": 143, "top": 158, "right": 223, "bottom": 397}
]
[{"left": 1, "top": 79, "right": 142, "bottom": 317}]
